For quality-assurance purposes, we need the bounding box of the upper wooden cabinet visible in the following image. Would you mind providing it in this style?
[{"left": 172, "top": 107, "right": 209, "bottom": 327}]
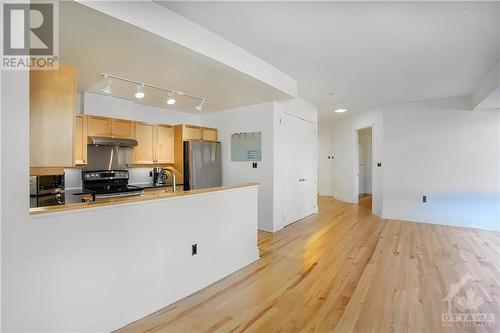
[
  {"left": 133, "top": 122, "right": 155, "bottom": 164},
  {"left": 74, "top": 115, "right": 88, "bottom": 165},
  {"left": 202, "top": 127, "right": 218, "bottom": 142},
  {"left": 87, "top": 116, "right": 134, "bottom": 139},
  {"left": 155, "top": 124, "right": 174, "bottom": 164},
  {"left": 87, "top": 116, "right": 112, "bottom": 137},
  {"left": 30, "top": 64, "right": 77, "bottom": 169},
  {"left": 183, "top": 125, "right": 202, "bottom": 141},
  {"left": 174, "top": 124, "right": 217, "bottom": 142},
  {"left": 111, "top": 118, "right": 134, "bottom": 138},
  {"left": 133, "top": 123, "right": 174, "bottom": 165}
]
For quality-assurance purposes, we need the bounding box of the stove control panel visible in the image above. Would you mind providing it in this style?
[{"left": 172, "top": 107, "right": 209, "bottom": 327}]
[{"left": 83, "top": 170, "right": 129, "bottom": 181}]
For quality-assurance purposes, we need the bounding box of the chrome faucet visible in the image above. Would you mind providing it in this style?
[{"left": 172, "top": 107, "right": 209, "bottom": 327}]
[{"left": 164, "top": 168, "right": 176, "bottom": 194}]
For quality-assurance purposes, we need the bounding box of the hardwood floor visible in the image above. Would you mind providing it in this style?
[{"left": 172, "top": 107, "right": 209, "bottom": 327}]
[{"left": 116, "top": 196, "right": 500, "bottom": 333}]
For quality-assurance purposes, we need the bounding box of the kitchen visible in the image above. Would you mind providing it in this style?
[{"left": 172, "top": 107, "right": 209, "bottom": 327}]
[{"left": 2, "top": 1, "right": 317, "bottom": 332}]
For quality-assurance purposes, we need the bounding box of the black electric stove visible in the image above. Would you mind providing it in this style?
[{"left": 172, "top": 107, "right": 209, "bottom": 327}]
[{"left": 82, "top": 170, "right": 144, "bottom": 200}]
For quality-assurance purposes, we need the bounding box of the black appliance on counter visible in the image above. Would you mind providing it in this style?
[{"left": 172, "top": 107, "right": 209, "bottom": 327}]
[
  {"left": 30, "top": 175, "right": 65, "bottom": 208},
  {"left": 82, "top": 170, "right": 144, "bottom": 200}
]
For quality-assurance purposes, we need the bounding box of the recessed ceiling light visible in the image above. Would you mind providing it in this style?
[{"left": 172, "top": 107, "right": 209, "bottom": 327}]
[
  {"left": 134, "top": 84, "right": 145, "bottom": 99},
  {"left": 334, "top": 108, "right": 347, "bottom": 113}
]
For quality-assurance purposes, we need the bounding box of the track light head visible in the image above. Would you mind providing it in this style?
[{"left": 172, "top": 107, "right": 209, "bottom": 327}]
[
  {"left": 195, "top": 98, "right": 206, "bottom": 112},
  {"left": 101, "top": 75, "right": 111, "bottom": 94},
  {"left": 134, "top": 84, "right": 145, "bottom": 99},
  {"left": 166, "top": 92, "right": 176, "bottom": 105}
]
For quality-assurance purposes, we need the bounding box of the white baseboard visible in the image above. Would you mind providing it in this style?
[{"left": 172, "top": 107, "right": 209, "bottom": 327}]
[
  {"left": 72, "top": 251, "right": 260, "bottom": 332},
  {"left": 372, "top": 205, "right": 382, "bottom": 217},
  {"left": 382, "top": 209, "right": 500, "bottom": 232},
  {"left": 258, "top": 220, "right": 274, "bottom": 232},
  {"left": 334, "top": 194, "right": 357, "bottom": 203}
]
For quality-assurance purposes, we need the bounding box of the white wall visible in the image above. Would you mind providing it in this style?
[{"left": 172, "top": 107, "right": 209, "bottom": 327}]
[
  {"left": 382, "top": 97, "right": 500, "bottom": 231},
  {"left": 330, "top": 96, "right": 500, "bottom": 231},
  {"left": 202, "top": 102, "right": 275, "bottom": 231},
  {"left": 318, "top": 119, "right": 335, "bottom": 196},
  {"left": 358, "top": 130, "right": 372, "bottom": 194},
  {"left": 333, "top": 107, "right": 384, "bottom": 216}
]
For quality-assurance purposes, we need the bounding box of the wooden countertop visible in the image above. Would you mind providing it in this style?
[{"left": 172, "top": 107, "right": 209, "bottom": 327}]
[{"left": 29, "top": 183, "right": 259, "bottom": 216}]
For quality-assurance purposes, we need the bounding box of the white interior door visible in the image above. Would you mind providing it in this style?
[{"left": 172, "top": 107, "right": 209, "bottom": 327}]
[
  {"left": 358, "top": 144, "right": 366, "bottom": 195},
  {"left": 283, "top": 114, "right": 316, "bottom": 226}
]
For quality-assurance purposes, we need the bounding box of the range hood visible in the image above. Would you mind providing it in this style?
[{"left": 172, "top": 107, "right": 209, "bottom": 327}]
[{"left": 87, "top": 136, "right": 138, "bottom": 147}]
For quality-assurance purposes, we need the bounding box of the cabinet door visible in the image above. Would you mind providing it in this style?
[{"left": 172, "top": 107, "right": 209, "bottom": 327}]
[
  {"left": 183, "top": 125, "right": 202, "bottom": 141},
  {"left": 30, "top": 64, "right": 77, "bottom": 168},
  {"left": 155, "top": 125, "right": 174, "bottom": 164},
  {"left": 87, "top": 116, "right": 112, "bottom": 137},
  {"left": 112, "top": 119, "right": 134, "bottom": 138},
  {"left": 74, "top": 115, "right": 88, "bottom": 165},
  {"left": 202, "top": 127, "right": 217, "bottom": 141},
  {"left": 133, "top": 122, "right": 155, "bottom": 164}
]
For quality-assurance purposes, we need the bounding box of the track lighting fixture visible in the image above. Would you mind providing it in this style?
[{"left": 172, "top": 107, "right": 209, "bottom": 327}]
[
  {"left": 101, "top": 75, "right": 111, "bottom": 94},
  {"left": 166, "top": 92, "right": 176, "bottom": 105},
  {"left": 195, "top": 98, "right": 206, "bottom": 112},
  {"left": 99, "top": 73, "right": 207, "bottom": 111},
  {"left": 134, "top": 84, "right": 145, "bottom": 99}
]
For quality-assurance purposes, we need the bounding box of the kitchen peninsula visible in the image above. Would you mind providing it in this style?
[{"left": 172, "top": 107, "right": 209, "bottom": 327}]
[{"left": 27, "top": 180, "right": 259, "bottom": 331}]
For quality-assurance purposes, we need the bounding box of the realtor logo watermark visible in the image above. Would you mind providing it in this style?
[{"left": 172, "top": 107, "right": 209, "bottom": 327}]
[
  {"left": 2, "top": 1, "right": 58, "bottom": 69},
  {"left": 442, "top": 273, "right": 495, "bottom": 328}
]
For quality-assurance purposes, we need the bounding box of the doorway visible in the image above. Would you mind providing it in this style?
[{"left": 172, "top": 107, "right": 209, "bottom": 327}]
[{"left": 356, "top": 127, "right": 373, "bottom": 206}]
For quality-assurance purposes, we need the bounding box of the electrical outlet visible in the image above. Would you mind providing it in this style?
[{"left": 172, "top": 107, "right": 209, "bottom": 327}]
[
  {"left": 191, "top": 244, "right": 198, "bottom": 256},
  {"left": 377, "top": 162, "right": 382, "bottom": 167},
  {"left": 422, "top": 195, "right": 427, "bottom": 203},
  {"left": 252, "top": 162, "right": 258, "bottom": 168}
]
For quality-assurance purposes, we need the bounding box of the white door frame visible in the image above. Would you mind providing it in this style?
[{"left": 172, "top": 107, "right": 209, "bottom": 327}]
[{"left": 353, "top": 125, "right": 375, "bottom": 210}]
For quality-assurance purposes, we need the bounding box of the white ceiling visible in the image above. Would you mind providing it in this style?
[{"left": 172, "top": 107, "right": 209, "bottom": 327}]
[
  {"left": 59, "top": 2, "right": 290, "bottom": 113},
  {"left": 160, "top": 1, "right": 500, "bottom": 119}
]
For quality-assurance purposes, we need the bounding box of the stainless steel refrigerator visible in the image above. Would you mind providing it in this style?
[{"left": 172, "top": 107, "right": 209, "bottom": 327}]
[{"left": 183, "top": 141, "right": 222, "bottom": 190}]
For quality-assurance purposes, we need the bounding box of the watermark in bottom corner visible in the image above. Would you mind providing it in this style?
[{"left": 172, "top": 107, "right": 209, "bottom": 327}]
[{"left": 441, "top": 272, "right": 496, "bottom": 328}]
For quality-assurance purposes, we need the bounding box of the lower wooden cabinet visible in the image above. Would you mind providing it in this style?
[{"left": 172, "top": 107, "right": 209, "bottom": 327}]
[{"left": 74, "top": 115, "right": 88, "bottom": 165}]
